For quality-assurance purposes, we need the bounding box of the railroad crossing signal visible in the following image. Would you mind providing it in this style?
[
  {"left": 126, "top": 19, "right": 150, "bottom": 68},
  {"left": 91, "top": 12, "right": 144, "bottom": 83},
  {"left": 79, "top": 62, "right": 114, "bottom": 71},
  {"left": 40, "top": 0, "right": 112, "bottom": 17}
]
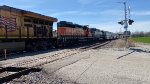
[
  {"left": 118, "top": 21, "right": 124, "bottom": 25},
  {"left": 118, "top": 19, "right": 134, "bottom": 25},
  {"left": 128, "top": 19, "right": 134, "bottom": 25}
]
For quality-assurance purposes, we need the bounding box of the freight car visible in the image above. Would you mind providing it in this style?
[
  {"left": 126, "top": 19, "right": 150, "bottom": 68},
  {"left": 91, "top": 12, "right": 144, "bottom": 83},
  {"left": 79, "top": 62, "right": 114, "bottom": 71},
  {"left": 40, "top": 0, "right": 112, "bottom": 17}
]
[
  {"left": 0, "top": 5, "right": 57, "bottom": 52},
  {"left": 90, "top": 28, "right": 104, "bottom": 41},
  {"left": 90, "top": 30, "right": 115, "bottom": 41},
  {"left": 100, "top": 31, "right": 113, "bottom": 40}
]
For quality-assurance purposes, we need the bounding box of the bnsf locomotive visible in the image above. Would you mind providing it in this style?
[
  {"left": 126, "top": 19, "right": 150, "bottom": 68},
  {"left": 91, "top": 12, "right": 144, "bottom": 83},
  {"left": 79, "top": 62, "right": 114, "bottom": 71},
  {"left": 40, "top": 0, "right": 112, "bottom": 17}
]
[
  {"left": 0, "top": 5, "right": 118, "bottom": 53},
  {"left": 57, "top": 21, "right": 93, "bottom": 46}
]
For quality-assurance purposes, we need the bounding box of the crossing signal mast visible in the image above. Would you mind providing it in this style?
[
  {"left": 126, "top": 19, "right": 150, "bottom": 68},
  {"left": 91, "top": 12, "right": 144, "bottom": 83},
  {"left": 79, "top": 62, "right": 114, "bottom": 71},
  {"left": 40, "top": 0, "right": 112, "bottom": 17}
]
[{"left": 118, "top": 1, "right": 134, "bottom": 48}]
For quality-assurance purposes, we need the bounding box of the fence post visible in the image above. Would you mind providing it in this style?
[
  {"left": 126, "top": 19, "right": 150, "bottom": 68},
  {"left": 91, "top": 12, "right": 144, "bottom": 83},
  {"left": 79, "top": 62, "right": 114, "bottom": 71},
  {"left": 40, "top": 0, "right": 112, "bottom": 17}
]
[{"left": 4, "top": 49, "right": 7, "bottom": 60}]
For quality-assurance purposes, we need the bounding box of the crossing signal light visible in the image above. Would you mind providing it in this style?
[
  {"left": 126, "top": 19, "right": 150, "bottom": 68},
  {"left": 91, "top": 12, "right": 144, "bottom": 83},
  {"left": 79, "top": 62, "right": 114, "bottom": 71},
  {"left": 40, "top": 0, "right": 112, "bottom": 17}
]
[
  {"left": 128, "top": 19, "right": 134, "bottom": 25},
  {"left": 118, "top": 21, "right": 124, "bottom": 25}
]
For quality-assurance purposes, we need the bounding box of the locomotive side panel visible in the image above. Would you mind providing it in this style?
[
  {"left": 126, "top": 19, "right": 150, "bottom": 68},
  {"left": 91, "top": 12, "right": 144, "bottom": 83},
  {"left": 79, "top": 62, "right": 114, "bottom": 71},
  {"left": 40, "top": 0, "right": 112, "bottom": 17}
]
[
  {"left": 58, "top": 27, "right": 85, "bottom": 37},
  {"left": 0, "top": 6, "right": 56, "bottom": 39},
  {"left": 57, "top": 27, "right": 66, "bottom": 36},
  {"left": 0, "top": 9, "right": 22, "bottom": 38}
]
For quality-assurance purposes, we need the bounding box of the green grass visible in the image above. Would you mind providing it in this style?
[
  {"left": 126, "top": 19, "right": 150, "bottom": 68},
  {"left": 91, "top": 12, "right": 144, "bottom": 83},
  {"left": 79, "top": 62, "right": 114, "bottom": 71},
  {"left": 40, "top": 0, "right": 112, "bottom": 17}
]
[{"left": 132, "top": 37, "right": 150, "bottom": 43}]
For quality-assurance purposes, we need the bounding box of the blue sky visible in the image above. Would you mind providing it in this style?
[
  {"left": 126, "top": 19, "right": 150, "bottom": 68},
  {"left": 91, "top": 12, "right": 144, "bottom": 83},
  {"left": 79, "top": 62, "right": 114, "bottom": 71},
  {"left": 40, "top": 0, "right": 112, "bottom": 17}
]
[{"left": 0, "top": 0, "right": 150, "bottom": 32}]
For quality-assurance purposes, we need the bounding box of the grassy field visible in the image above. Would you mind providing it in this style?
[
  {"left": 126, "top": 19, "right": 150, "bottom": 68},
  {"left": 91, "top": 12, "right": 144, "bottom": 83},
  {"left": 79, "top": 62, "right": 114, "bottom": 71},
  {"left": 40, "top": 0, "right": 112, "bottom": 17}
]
[{"left": 131, "top": 37, "right": 150, "bottom": 43}]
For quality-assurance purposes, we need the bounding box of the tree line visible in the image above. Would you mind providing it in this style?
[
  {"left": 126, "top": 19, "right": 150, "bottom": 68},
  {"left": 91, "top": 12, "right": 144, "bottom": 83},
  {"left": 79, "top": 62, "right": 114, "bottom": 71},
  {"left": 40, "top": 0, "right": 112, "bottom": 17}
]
[{"left": 132, "top": 31, "right": 150, "bottom": 37}]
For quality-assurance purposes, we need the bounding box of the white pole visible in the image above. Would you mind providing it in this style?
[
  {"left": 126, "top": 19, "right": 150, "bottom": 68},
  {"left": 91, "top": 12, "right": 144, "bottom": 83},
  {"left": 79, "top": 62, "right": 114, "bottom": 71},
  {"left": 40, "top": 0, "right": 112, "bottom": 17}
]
[
  {"left": 124, "top": 2, "right": 128, "bottom": 48},
  {"left": 128, "top": 6, "right": 131, "bottom": 19}
]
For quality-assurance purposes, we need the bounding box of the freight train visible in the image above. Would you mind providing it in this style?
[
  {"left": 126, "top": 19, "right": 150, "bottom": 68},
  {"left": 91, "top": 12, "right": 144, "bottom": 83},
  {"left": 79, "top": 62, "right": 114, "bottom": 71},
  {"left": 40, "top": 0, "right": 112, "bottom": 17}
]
[{"left": 0, "top": 5, "right": 118, "bottom": 53}]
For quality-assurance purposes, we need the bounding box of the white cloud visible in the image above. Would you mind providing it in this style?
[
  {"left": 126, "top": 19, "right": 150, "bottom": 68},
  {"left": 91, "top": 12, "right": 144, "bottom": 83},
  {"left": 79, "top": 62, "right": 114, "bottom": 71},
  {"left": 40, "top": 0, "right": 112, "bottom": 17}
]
[
  {"left": 50, "top": 9, "right": 150, "bottom": 33},
  {"left": 51, "top": 11, "right": 78, "bottom": 16},
  {"left": 88, "top": 22, "right": 121, "bottom": 33},
  {"left": 51, "top": 10, "right": 123, "bottom": 17},
  {"left": 132, "top": 11, "right": 150, "bottom": 16},
  {"left": 88, "top": 21, "right": 150, "bottom": 33},
  {"left": 131, "top": 21, "right": 150, "bottom": 32}
]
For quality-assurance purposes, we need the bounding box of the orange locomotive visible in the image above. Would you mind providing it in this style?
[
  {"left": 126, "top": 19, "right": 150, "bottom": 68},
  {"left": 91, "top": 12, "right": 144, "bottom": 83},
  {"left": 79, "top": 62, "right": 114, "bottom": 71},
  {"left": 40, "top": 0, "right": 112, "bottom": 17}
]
[{"left": 57, "top": 21, "right": 92, "bottom": 46}]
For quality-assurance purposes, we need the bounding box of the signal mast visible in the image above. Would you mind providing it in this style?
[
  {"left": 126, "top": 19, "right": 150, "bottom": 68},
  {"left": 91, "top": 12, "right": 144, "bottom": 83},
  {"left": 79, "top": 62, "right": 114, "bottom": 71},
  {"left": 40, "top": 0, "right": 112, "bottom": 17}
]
[{"left": 118, "top": 1, "right": 134, "bottom": 48}]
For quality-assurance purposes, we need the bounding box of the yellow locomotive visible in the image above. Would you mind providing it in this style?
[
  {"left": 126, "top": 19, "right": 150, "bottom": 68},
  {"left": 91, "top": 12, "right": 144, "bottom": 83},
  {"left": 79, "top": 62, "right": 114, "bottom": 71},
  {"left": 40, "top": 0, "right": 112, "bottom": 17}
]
[{"left": 0, "top": 5, "right": 57, "bottom": 52}]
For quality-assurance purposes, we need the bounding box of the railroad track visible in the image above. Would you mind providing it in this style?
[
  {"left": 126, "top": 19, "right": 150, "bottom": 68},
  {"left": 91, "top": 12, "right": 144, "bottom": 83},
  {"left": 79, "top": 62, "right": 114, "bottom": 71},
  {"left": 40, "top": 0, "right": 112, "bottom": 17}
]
[
  {"left": 90, "top": 41, "right": 112, "bottom": 49},
  {"left": 0, "top": 41, "right": 112, "bottom": 83}
]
